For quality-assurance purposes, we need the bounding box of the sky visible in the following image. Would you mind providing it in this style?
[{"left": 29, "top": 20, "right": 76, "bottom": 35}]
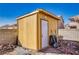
[{"left": 0, "top": 3, "right": 79, "bottom": 26}]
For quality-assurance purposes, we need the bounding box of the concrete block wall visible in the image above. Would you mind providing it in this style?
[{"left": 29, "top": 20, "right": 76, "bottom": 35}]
[
  {"left": 58, "top": 29, "right": 79, "bottom": 41},
  {"left": 0, "top": 29, "right": 17, "bottom": 45}
]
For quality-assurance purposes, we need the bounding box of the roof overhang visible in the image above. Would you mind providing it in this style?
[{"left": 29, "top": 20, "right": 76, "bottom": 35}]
[{"left": 17, "top": 9, "right": 60, "bottom": 20}]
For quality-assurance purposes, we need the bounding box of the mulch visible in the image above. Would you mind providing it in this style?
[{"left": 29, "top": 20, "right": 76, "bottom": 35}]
[{"left": 40, "top": 40, "right": 79, "bottom": 55}]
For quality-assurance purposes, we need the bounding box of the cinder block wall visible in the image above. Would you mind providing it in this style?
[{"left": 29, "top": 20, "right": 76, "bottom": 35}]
[
  {"left": 0, "top": 29, "right": 17, "bottom": 45},
  {"left": 58, "top": 29, "right": 79, "bottom": 41}
]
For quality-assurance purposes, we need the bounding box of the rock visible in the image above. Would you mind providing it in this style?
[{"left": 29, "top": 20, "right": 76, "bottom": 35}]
[
  {"left": 75, "top": 51, "right": 78, "bottom": 54},
  {"left": 12, "top": 46, "right": 30, "bottom": 55}
]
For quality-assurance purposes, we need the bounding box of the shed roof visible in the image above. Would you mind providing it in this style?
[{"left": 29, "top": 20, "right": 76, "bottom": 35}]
[{"left": 17, "top": 9, "right": 60, "bottom": 20}]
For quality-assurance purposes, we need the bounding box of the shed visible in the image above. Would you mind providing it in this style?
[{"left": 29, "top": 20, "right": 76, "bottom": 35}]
[{"left": 17, "top": 9, "right": 60, "bottom": 51}]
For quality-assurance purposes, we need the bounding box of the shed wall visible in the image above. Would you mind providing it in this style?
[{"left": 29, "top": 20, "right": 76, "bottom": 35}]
[
  {"left": 37, "top": 12, "right": 59, "bottom": 49},
  {"left": 18, "top": 14, "right": 38, "bottom": 50}
]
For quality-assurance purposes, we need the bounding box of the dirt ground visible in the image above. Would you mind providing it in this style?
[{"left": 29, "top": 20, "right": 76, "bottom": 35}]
[
  {"left": 2, "top": 40, "right": 79, "bottom": 55},
  {"left": 40, "top": 40, "right": 79, "bottom": 55},
  {"left": 4, "top": 46, "right": 61, "bottom": 55},
  {"left": 0, "top": 44, "right": 16, "bottom": 55}
]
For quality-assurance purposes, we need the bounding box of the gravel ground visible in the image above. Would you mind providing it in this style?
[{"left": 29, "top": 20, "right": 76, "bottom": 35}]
[
  {"left": 0, "top": 44, "right": 16, "bottom": 55},
  {"left": 4, "top": 46, "right": 61, "bottom": 55},
  {"left": 4, "top": 46, "right": 30, "bottom": 55},
  {"left": 57, "top": 40, "right": 79, "bottom": 55},
  {"left": 3, "top": 40, "right": 79, "bottom": 55},
  {"left": 40, "top": 40, "right": 79, "bottom": 55}
]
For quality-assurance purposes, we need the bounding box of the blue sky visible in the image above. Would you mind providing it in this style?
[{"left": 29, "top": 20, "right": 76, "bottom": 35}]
[{"left": 0, "top": 3, "right": 79, "bottom": 26}]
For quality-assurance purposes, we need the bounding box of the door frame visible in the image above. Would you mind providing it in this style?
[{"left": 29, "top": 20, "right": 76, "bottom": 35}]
[{"left": 40, "top": 19, "right": 49, "bottom": 49}]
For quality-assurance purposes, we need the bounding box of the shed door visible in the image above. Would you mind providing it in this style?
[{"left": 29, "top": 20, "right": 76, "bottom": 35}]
[{"left": 41, "top": 20, "right": 48, "bottom": 48}]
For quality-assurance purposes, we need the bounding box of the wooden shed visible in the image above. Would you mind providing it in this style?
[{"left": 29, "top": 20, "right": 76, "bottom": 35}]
[{"left": 17, "top": 9, "right": 60, "bottom": 51}]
